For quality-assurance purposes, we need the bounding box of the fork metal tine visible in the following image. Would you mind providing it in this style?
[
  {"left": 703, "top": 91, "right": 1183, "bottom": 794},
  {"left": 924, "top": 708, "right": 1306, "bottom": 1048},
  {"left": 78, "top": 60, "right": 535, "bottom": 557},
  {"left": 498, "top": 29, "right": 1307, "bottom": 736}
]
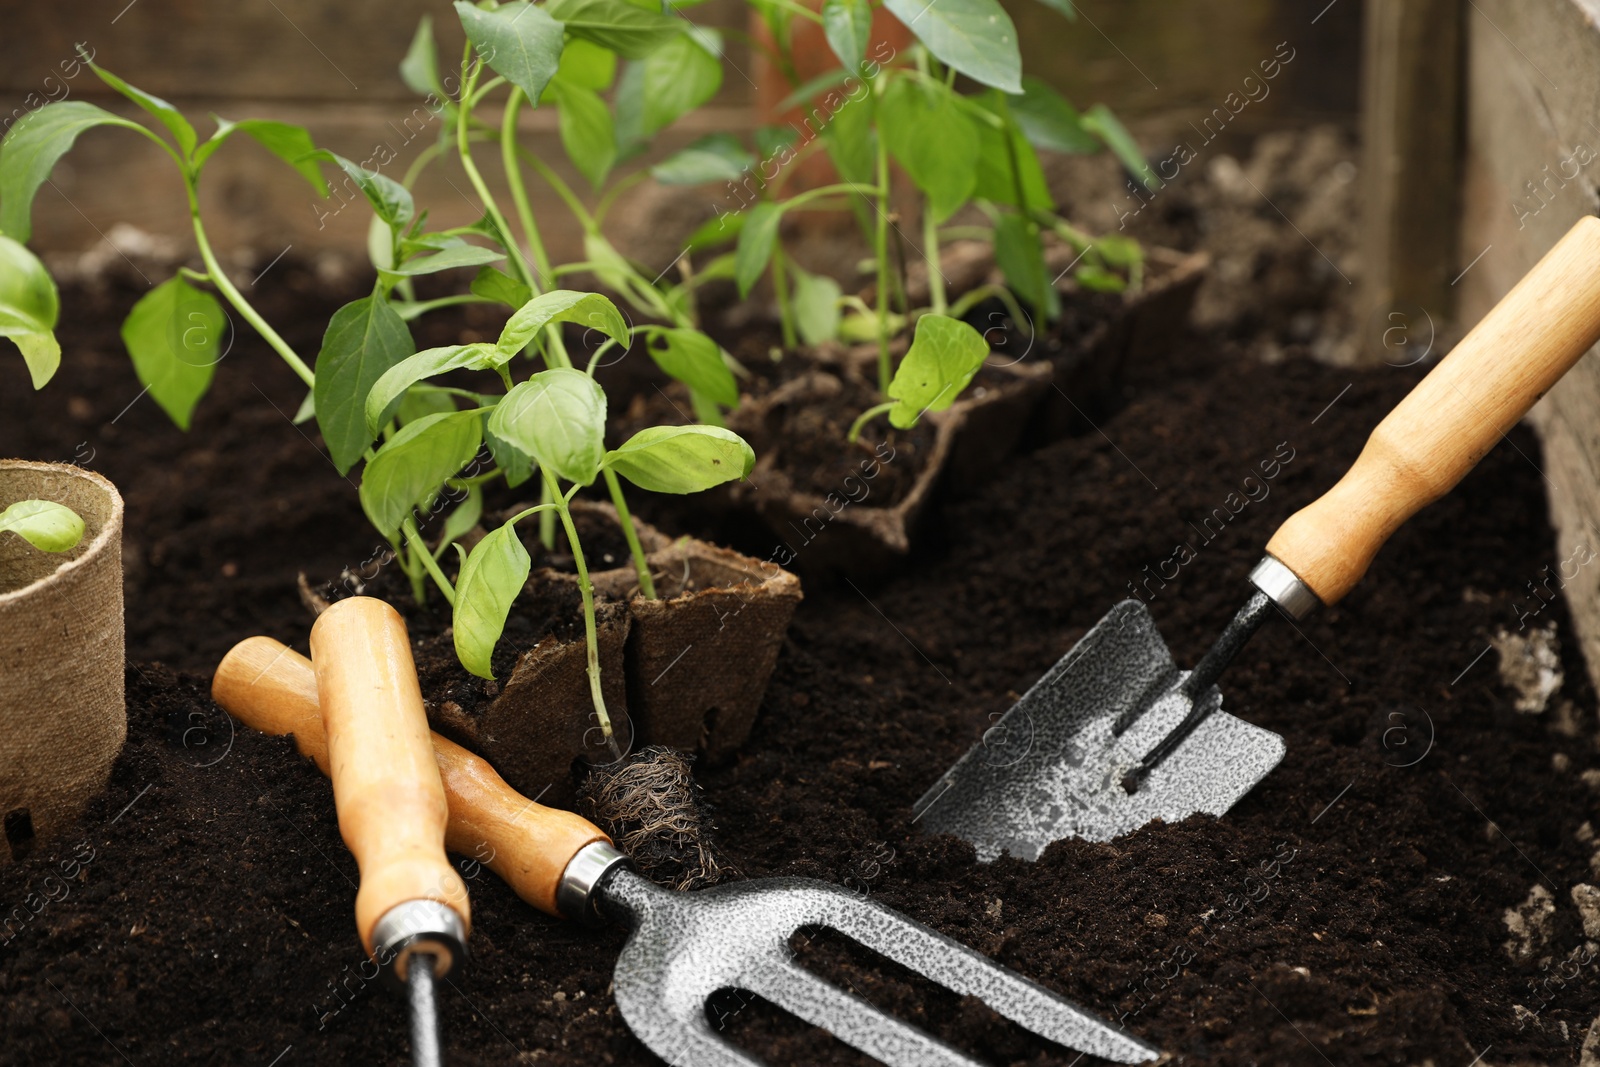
[
  {"left": 741, "top": 956, "right": 987, "bottom": 1067},
  {"left": 809, "top": 883, "right": 1159, "bottom": 1063}
]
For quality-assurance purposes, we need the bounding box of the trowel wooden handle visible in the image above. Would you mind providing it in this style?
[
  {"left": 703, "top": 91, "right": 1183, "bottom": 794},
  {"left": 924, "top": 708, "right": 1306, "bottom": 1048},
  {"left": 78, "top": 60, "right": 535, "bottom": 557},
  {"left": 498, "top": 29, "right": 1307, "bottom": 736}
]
[
  {"left": 212, "top": 636, "right": 610, "bottom": 919},
  {"left": 311, "top": 597, "right": 472, "bottom": 954},
  {"left": 1266, "top": 215, "right": 1600, "bottom": 604}
]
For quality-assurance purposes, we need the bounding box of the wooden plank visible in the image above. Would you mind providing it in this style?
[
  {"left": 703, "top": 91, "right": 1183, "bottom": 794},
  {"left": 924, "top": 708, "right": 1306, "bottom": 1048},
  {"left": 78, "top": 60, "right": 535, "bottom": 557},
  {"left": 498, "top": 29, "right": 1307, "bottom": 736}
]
[
  {"left": 1458, "top": 0, "right": 1600, "bottom": 692},
  {"left": 1356, "top": 0, "right": 1464, "bottom": 364}
]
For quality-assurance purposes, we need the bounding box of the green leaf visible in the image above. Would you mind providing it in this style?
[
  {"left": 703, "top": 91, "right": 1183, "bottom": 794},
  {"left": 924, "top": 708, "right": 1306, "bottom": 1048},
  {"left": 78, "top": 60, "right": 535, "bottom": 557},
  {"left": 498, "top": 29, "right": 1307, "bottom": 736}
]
[
  {"left": 823, "top": 91, "right": 875, "bottom": 185},
  {"left": 194, "top": 119, "right": 327, "bottom": 194},
  {"left": 396, "top": 383, "right": 460, "bottom": 425},
  {"left": 1075, "top": 264, "right": 1126, "bottom": 292},
  {"left": 366, "top": 343, "right": 497, "bottom": 438},
  {"left": 488, "top": 368, "right": 607, "bottom": 485},
  {"left": 637, "top": 29, "right": 723, "bottom": 137},
  {"left": 1082, "top": 103, "right": 1158, "bottom": 191},
  {"left": 643, "top": 327, "right": 737, "bottom": 407},
  {"left": 311, "top": 150, "right": 415, "bottom": 229},
  {"left": 452, "top": 519, "right": 531, "bottom": 679},
  {"left": 554, "top": 37, "right": 619, "bottom": 92},
  {"left": 471, "top": 265, "right": 533, "bottom": 309},
  {"left": 734, "top": 201, "right": 783, "bottom": 297},
  {"left": 792, "top": 267, "right": 842, "bottom": 346},
  {"left": 686, "top": 209, "right": 744, "bottom": 250},
  {"left": 89, "top": 64, "right": 196, "bottom": 158},
  {"left": 379, "top": 243, "right": 505, "bottom": 286},
  {"left": 887, "top": 313, "right": 988, "bottom": 428},
  {"left": 1095, "top": 234, "right": 1142, "bottom": 269},
  {"left": 880, "top": 78, "right": 978, "bottom": 223},
  {"left": 821, "top": 0, "right": 872, "bottom": 70},
  {"left": 882, "top": 0, "right": 1022, "bottom": 93},
  {"left": 0, "top": 235, "right": 61, "bottom": 388},
  {"left": 993, "top": 213, "right": 1059, "bottom": 318},
  {"left": 972, "top": 98, "right": 1053, "bottom": 212},
  {"left": 0, "top": 102, "right": 147, "bottom": 242},
  {"left": 438, "top": 484, "right": 484, "bottom": 551},
  {"left": 497, "top": 290, "right": 628, "bottom": 360},
  {"left": 455, "top": 0, "right": 568, "bottom": 103},
  {"left": 121, "top": 276, "right": 227, "bottom": 431},
  {"left": 314, "top": 295, "right": 416, "bottom": 474},
  {"left": 1033, "top": 0, "right": 1075, "bottom": 17},
  {"left": 1010, "top": 77, "right": 1097, "bottom": 154},
  {"left": 546, "top": 0, "right": 682, "bottom": 58},
  {"left": 401, "top": 15, "right": 445, "bottom": 97},
  {"left": 360, "top": 409, "right": 484, "bottom": 538},
  {"left": 604, "top": 424, "right": 754, "bottom": 493},
  {"left": 486, "top": 425, "right": 535, "bottom": 488},
  {"left": 651, "top": 133, "right": 754, "bottom": 185},
  {"left": 553, "top": 80, "right": 616, "bottom": 189},
  {"left": 0, "top": 499, "right": 84, "bottom": 553}
]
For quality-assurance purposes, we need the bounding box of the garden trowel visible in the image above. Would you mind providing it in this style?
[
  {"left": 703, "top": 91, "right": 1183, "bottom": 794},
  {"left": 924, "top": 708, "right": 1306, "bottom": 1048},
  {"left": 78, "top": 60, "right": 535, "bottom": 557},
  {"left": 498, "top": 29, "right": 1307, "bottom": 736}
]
[{"left": 918, "top": 215, "right": 1600, "bottom": 861}]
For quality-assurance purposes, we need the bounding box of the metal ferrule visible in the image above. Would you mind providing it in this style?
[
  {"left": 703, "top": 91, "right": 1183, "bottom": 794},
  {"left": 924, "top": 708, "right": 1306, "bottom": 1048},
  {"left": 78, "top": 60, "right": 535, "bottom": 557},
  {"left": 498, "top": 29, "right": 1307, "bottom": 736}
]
[
  {"left": 1248, "top": 554, "right": 1322, "bottom": 620},
  {"left": 556, "top": 841, "right": 630, "bottom": 927},
  {"left": 372, "top": 899, "right": 468, "bottom": 986}
]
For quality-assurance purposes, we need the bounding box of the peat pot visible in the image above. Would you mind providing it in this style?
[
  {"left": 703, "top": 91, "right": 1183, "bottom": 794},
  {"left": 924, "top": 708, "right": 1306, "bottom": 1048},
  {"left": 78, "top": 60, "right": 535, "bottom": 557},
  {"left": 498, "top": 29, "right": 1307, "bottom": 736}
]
[{"left": 0, "top": 460, "right": 125, "bottom": 864}]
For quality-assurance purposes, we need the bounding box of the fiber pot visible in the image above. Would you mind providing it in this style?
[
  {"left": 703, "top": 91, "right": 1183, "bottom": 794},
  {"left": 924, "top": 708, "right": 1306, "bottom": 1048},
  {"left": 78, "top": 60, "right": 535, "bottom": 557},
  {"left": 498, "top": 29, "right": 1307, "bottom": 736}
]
[
  {"left": 727, "top": 356, "right": 1053, "bottom": 577},
  {"left": 432, "top": 503, "right": 801, "bottom": 805},
  {"left": 0, "top": 460, "right": 125, "bottom": 864},
  {"left": 1040, "top": 247, "right": 1211, "bottom": 438}
]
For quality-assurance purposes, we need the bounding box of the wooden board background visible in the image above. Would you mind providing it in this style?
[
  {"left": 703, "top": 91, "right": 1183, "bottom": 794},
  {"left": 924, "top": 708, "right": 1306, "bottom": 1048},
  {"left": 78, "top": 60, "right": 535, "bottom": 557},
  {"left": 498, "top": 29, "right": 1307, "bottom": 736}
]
[
  {"left": 1452, "top": 0, "right": 1600, "bottom": 690},
  {"left": 0, "top": 0, "right": 1360, "bottom": 264}
]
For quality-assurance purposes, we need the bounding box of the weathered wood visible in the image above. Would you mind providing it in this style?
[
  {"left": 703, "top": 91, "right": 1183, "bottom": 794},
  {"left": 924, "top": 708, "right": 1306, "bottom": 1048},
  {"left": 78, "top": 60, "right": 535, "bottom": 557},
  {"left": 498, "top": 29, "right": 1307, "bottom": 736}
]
[
  {"left": 1357, "top": 0, "right": 1464, "bottom": 364},
  {"left": 1457, "top": 0, "right": 1600, "bottom": 692}
]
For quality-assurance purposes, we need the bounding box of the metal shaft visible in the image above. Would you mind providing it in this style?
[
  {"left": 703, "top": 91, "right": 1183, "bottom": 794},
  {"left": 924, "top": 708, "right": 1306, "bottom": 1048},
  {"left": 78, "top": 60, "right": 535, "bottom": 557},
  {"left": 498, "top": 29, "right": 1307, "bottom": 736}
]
[
  {"left": 408, "top": 953, "right": 443, "bottom": 1067},
  {"left": 1121, "top": 590, "right": 1276, "bottom": 793}
]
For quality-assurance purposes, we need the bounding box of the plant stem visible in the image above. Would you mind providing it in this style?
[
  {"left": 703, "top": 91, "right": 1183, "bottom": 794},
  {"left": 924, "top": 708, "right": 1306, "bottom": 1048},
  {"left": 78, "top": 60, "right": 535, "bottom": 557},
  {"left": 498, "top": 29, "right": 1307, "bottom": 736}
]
[
  {"left": 500, "top": 88, "right": 556, "bottom": 290},
  {"left": 544, "top": 469, "right": 621, "bottom": 759},
  {"left": 771, "top": 248, "right": 798, "bottom": 350},
  {"left": 188, "top": 192, "right": 315, "bottom": 388},
  {"left": 538, "top": 473, "right": 556, "bottom": 550},
  {"left": 602, "top": 468, "right": 657, "bottom": 599},
  {"left": 391, "top": 535, "right": 427, "bottom": 605},
  {"left": 403, "top": 515, "right": 456, "bottom": 605},
  {"left": 922, "top": 201, "right": 946, "bottom": 317},
  {"left": 848, "top": 400, "right": 897, "bottom": 442},
  {"left": 874, "top": 131, "right": 892, "bottom": 395},
  {"left": 456, "top": 62, "right": 536, "bottom": 295}
]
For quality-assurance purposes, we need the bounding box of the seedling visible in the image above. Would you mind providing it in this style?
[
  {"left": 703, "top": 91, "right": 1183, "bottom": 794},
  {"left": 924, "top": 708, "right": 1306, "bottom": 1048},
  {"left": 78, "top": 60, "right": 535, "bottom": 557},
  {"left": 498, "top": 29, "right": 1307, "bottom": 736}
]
[
  {"left": 354, "top": 289, "right": 752, "bottom": 759},
  {"left": 0, "top": 48, "right": 326, "bottom": 422},
  {"left": 0, "top": 499, "right": 84, "bottom": 554},
  {"left": 0, "top": 41, "right": 759, "bottom": 755},
  {"left": 687, "top": 0, "right": 1151, "bottom": 426}
]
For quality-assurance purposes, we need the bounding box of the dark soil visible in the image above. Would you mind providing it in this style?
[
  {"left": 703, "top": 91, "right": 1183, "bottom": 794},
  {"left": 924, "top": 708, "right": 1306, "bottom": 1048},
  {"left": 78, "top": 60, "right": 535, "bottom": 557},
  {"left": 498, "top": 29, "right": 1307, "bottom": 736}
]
[{"left": 4, "top": 259, "right": 1600, "bottom": 1067}]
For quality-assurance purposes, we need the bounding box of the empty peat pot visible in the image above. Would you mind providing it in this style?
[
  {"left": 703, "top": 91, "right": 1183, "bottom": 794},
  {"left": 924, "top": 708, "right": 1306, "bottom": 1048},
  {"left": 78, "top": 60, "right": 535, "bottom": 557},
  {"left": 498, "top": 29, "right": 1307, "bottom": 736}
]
[{"left": 0, "top": 460, "right": 126, "bottom": 863}]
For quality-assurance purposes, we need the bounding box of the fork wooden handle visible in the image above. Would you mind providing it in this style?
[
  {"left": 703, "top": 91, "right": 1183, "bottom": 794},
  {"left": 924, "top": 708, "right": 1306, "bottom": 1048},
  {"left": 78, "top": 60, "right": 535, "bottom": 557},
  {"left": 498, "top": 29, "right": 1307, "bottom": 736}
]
[
  {"left": 1266, "top": 215, "right": 1600, "bottom": 604},
  {"left": 310, "top": 598, "right": 472, "bottom": 954},
  {"left": 213, "top": 634, "right": 609, "bottom": 919}
]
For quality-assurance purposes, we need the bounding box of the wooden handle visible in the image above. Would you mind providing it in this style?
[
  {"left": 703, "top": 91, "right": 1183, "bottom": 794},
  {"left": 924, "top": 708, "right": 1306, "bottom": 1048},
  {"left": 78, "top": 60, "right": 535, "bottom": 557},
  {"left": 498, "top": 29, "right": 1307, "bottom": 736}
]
[
  {"left": 310, "top": 597, "right": 471, "bottom": 954},
  {"left": 1267, "top": 215, "right": 1600, "bottom": 604},
  {"left": 212, "top": 635, "right": 610, "bottom": 920}
]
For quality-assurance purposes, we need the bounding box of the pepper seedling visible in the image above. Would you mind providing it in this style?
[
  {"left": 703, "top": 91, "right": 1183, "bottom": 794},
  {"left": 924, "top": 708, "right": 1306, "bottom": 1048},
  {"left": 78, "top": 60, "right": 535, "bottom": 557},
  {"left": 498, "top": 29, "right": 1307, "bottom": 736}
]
[
  {"left": 0, "top": 49, "right": 326, "bottom": 423},
  {"left": 354, "top": 289, "right": 753, "bottom": 757},
  {"left": 0, "top": 499, "right": 85, "bottom": 555},
  {"left": 681, "top": 0, "right": 1147, "bottom": 423}
]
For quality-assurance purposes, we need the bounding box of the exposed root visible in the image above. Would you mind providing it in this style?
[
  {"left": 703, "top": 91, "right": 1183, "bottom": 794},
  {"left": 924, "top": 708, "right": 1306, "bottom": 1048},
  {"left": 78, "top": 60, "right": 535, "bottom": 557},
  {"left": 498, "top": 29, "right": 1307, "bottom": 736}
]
[{"left": 578, "top": 746, "right": 736, "bottom": 891}]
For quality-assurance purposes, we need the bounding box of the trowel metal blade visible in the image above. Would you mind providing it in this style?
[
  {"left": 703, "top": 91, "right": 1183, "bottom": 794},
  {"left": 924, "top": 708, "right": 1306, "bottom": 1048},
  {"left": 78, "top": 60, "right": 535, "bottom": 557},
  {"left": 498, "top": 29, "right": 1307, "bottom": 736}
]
[{"left": 914, "top": 600, "right": 1285, "bottom": 861}]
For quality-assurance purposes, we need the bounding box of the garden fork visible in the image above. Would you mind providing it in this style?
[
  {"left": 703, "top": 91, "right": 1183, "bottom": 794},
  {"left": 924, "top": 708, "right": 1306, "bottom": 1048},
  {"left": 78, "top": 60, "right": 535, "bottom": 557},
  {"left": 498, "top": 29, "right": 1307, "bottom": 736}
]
[{"left": 214, "top": 635, "right": 1160, "bottom": 1066}]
